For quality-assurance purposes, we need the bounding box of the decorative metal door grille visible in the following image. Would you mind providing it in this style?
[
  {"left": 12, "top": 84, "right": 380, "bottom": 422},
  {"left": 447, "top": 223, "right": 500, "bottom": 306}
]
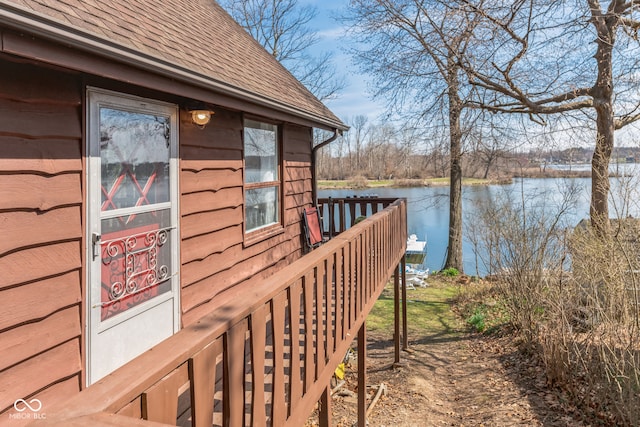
[{"left": 99, "top": 225, "right": 173, "bottom": 320}]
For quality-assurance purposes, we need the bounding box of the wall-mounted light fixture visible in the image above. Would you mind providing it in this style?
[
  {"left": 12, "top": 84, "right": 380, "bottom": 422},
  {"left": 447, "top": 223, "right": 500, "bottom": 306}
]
[{"left": 190, "top": 109, "right": 214, "bottom": 128}]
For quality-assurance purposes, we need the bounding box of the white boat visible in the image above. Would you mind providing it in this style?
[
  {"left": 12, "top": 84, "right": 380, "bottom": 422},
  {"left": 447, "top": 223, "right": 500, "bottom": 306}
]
[
  {"left": 404, "top": 234, "right": 429, "bottom": 288},
  {"left": 406, "top": 234, "right": 427, "bottom": 265}
]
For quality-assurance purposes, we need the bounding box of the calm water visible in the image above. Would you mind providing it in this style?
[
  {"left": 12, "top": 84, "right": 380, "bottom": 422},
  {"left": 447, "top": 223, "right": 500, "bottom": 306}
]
[{"left": 319, "top": 172, "right": 640, "bottom": 277}]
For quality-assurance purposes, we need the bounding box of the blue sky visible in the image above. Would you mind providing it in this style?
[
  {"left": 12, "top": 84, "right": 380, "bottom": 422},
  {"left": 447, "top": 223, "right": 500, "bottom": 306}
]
[{"left": 301, "top": 0, "right": 387, "bottom": 124}]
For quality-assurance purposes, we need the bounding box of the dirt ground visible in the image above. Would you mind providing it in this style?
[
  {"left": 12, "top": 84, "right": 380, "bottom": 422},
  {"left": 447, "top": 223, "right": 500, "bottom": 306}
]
[{"left": 306, "top": 295, "right": 589, "bottom": 426}]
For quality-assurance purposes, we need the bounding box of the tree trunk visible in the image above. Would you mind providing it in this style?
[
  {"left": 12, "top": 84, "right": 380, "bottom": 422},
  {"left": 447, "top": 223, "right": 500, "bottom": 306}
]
[
  {"left": 445, "top": 59, "right": 464, "bottom": 273},
  {"left": 589, "top": 11, "right": 616, "bottom": 238}
]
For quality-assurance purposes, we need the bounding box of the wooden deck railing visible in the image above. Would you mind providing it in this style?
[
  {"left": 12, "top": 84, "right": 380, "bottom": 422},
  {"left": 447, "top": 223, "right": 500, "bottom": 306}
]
[
  {"left": 318, "top": 196, "right": 399, "bottom": 238},
  {"left": 33, "top": 198, "right": 407, "bottom": 427}
]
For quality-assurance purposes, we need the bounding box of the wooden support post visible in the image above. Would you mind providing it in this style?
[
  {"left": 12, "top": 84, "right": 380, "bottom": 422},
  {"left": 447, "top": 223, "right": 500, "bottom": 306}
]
[
  {"left": 357, "top": 322, "right": 367, "bottom": 427},
  {"left": 319, "top": 385, "right": 332, "bottom": 427},
  {"left": 393, "top": 263, "right": 400, "bottom": 364},
  {"left": 401, "top": 257, "right": 408, "bottom": 350}
]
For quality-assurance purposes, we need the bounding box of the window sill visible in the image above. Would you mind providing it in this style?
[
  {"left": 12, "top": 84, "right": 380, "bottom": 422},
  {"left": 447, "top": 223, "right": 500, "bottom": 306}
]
[{"left": 244, "top": 223, "right": 285, "bottom": 247}]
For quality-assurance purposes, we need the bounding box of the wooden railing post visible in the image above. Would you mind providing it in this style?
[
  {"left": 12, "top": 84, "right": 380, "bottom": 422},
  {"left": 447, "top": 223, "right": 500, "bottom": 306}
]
[
  {"left": 357, "top": 322, "right": 367, "bottom": 427},
  {"left": 319, "top": 385, "right": 332, "bottom": 427},
  {"left": 401, "top": 256, "right": 408, "bottom": 351},
  {"left": 393, "top": 263, "right": 400, "bottom": 364}
]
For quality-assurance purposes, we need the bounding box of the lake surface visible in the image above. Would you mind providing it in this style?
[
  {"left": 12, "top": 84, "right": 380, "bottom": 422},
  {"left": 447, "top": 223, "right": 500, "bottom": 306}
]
[{"left": 319, "top": 172, "right": 640, "bottom": 277}]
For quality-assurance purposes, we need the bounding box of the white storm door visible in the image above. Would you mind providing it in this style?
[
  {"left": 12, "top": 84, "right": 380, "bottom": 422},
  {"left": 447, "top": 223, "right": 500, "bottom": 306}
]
[{"left": 87, "top": 88, "right": 180, "bottom": 385}]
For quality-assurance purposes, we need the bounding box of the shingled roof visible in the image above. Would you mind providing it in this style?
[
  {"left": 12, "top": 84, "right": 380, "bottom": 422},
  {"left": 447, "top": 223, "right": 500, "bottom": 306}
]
[{"left": 0, "top": 0, "right": 346, "bottom": 130}]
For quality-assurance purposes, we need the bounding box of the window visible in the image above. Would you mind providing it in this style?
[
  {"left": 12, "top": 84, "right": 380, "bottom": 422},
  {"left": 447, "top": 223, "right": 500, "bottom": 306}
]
[{"left": 244, "top": 119, "right": 281, "bottom": 235}]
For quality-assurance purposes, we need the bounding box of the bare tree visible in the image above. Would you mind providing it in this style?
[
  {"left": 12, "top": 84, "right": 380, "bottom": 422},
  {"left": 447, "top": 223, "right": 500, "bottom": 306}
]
[
  {"left": 221, "top": 0, "right": 345, "bottom": 101},
  {"left": 344, "top": 0, "right": 485, "bottom": 272},
  {"left": 461, "top": 0, "right": 640, "bottom": 237}
]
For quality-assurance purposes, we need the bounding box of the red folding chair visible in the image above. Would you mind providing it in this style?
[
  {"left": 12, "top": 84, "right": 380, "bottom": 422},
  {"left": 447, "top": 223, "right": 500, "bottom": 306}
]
[{"left": 302, "top": 206, "right": 327, "bottom": 250}]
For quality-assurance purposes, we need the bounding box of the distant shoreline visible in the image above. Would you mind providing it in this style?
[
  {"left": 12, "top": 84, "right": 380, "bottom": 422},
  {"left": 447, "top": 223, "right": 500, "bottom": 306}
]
[{"left": 317, "top": 169, "right": 605, "bottom": 190}]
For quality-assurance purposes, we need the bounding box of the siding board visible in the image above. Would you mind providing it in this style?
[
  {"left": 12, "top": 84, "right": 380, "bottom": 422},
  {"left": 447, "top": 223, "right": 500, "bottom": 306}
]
[
  {"left": 0, "top": 339, "right": 81, "bottom": 414},
  {"left": 181, "top": 206, "right": 243, "bottom": 239},
  {"left": 0, "top": 98, "right": 81, "bottom": 139},
  {"left": 0, "top": 306, "right": 81, "bottom": 372},
  {"left": 0, "top": 137, "right": 81, "bottom": 174},
  {"left": 180, "top": 169, "right": 242, "bottom": 194},
  {"left": 181, "top": 188, "right": 243, "bottom": 216},
  {"left": 180, "top": 225, "right": 242, "bottom": 263},
  {"left": 0, "top": 60, "right": 81, "bottom": 105},
  {"left": 1, "top": 241, "right": 81, "bottom": 289},
  {"left": 0, "top": 207, "right": 82, "bottom": 256},
  {"left": 0, "top": 271, "right": 81, "bottom": 331},
  {"left": 0, "top": 174, "right": 82, "bottom": 211}
]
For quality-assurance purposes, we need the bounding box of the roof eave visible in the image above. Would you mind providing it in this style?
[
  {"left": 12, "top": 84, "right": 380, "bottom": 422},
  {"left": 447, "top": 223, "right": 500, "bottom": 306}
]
[{"left": 0, "top": 2, "right": 348, "bottom": 132}]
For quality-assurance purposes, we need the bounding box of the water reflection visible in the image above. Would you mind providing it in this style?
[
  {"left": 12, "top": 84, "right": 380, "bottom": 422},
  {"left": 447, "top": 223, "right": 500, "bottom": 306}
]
[{"left": 320, "top": 174, "right": 640, "bottom": 277}]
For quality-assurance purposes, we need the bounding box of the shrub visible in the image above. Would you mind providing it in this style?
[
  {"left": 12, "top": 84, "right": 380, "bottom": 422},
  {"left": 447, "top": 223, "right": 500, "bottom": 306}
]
[
  {"left": 441, "top": 267, "right": 459, "bottom": 277},
  {"left": 347, "top": 175, "right": 368, "bottom": 189}
]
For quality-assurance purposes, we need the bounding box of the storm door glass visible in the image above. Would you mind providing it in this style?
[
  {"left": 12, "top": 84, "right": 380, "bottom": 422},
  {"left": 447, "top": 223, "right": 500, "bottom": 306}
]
[{"left": 99, "top": 107, "right": 173, "bottom": 320}]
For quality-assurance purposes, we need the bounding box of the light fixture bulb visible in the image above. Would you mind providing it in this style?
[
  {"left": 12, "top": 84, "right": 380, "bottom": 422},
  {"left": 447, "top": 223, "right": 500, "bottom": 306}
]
[{"left": 191, "top": 110, "right": 212, "bottom": 126}]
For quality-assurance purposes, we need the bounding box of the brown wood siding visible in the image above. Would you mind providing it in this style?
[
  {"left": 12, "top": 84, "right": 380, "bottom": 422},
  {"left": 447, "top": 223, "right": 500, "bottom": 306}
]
[
  {"left": 180, "top": 118, "right": 313, "bottom": 325},
  {"left": 0, "top": 60, "right": 83, "bottom": 416}
]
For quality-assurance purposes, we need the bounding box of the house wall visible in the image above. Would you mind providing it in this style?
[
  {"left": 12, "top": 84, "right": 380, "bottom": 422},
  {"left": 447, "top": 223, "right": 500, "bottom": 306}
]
[
  {"left": 0, "top": 59, "right": 84, "bottom": 415},
  {"left": 0, "top": 56, "right": 314, "bottom": 416},
  {"left": 179, "top": 109, "right": 313, "bottom": 325}
]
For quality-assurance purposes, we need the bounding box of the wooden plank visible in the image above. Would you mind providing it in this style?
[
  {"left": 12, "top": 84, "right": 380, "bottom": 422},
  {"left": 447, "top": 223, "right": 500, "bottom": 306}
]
[
  {"left": 117, "top": 397, "right": 142, "bottom": 419},
  {"left": 0, "top": 339, "right": 81, "bottom": 413},
  {"left": 394, "top": 264, "right": 401, "bottom": 364},
  {"left": 0, "top": 306, "right": 80, "bottom": 372},
  {"left": 181, "top": 206, "right": 243, "bottom": 239},
  {"left": 314, "top": 262, "right": 326, "bottom": 377},
  {"left": 142, "top": 363, "right": 188, "bottom": 424},
  {"left": 325, "top": 257, "right": 334, "bottom": 356},
  {"left": 283, "top": 180, "right": 308, "bottom": 195},
  {"left": 350, "top": 241, "right": 357, "bottom": 328},
  {"left": 250, "top": 304, "right": 267, "bottom": 427},
  {"left": 357, "top": 323, "right": 367, "bottom": 427},
  {"left": 284, "top": 192, "right": 313, "bottom": 209},
  {"left": 319, "top": 386, "right": 332, "bottom": 427},
  {"left": 0, "top": 137, "right": 81, "bottom": 174},
  {"left": 335, "top": 248, "right": 344, "bottom": 345},
  {"left": 0, "top": 174, "right": 81, "bottom": 211},
  {"left": 225, "top": 319, "right": 247, "bottom": 427},
  {"left": 282, "top": 152, "right": 311, "bottom": 163},
  {"left": 0, "top": 271, "right": 81, "bottom": 330},
  {"left": 180, "top": 225, "right": 242, "bottom": 263},
  {"left": 1, "top": 241, "right": 81, "bottom": 289},
  {"left": 271, "top": 291, "right": 287, "bottom": 427},
  {"left": 0, "top": 58, "right": 81, "bottom": 105},
  {"left": 181, "top": 188, "right": 243, "bottom": 218},
  {"left": 181, "top": 158, "right": 243, "bottom": 173},
  {"left": 402, "top": 258, "right": 409, "bottom": 350},
  {"left": 36, "top": 411, "right": 179, "bottom": 426},
  {"left": 282, "top": 167, "right": 311, "bottom": 182},
  {"left": 288, "top": 280, "right": 302, "bottom": 409},
  {"left": 189, "top": 338, "right": 223, "bottom": 427},
  {"left": 180, "top": 169, "right": 242, "bottom": 194},
  {"left": 0, "top": 98, "right": 81, "bottom": 138},
  {"left": 181, "top": 187, "right": 243, "bottom": 216},
  {"left": 349, "top": 201, "right": 357, "bottom": 227},
  {"left": 180, "top": 141, "right": 242, "bottom": 160},
  {"left": 303, "top": 271, "right": 315, "bottom": 392},
  {"left": 283, "top": 123, "right": 312, "bottom": 148},
  {"left": 0, "top": 206, "right": 81, "bottom": 256}
]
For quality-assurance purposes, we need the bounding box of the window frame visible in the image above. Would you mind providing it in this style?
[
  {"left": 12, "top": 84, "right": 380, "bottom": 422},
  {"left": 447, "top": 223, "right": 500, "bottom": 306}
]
[{"left": 242, "top": 116, "right": 284, "bottom": 245}]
